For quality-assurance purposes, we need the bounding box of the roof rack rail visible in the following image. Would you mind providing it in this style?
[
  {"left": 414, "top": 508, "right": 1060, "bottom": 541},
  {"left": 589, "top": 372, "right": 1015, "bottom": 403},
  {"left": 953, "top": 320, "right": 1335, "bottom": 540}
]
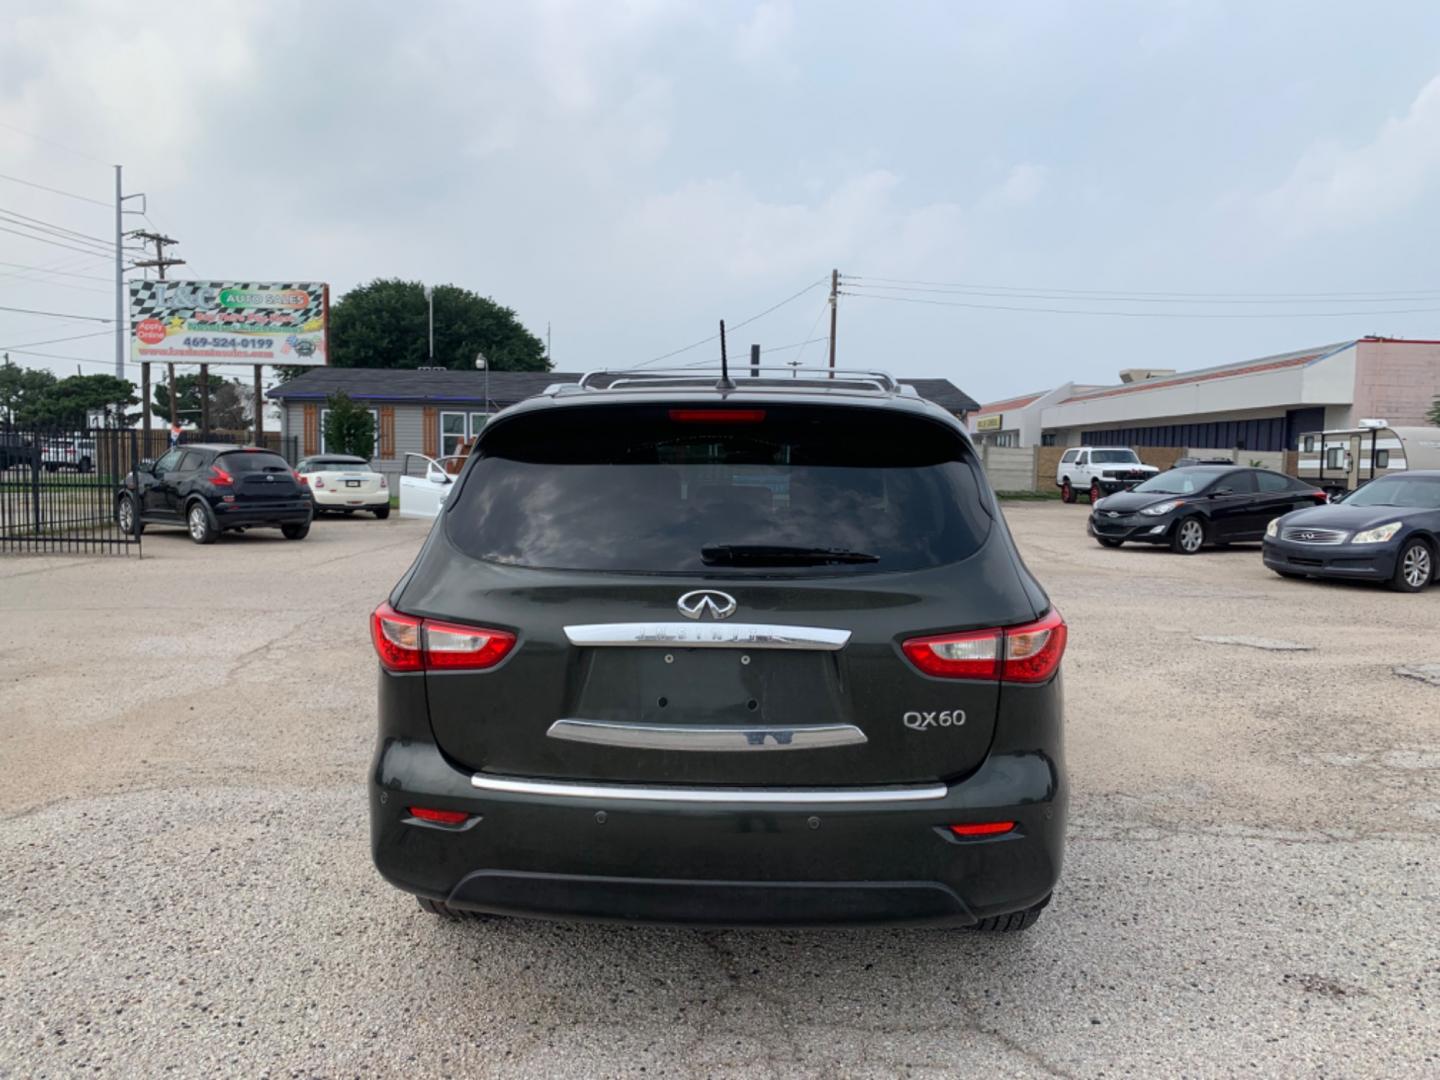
[{"left": 572, "top": 366, "right": 906, "bottom": 396}]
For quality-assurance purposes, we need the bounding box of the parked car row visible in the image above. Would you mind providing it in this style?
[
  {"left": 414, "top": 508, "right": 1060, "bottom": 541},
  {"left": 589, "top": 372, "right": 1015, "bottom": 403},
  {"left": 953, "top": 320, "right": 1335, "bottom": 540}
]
[
  {"left": 115, "top": 447, "right": 397, "bottom": 544},
  {"left": 1087, "top": 463, "right": 1440, "bottom": 593},
  {"left": 0, "top": 433, "right": 96, "bottom": 472}
]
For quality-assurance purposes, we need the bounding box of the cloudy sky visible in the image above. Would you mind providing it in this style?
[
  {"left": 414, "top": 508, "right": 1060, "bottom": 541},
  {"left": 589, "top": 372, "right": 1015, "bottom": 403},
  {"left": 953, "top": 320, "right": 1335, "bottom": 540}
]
[{"left": 3, "top": 0, "right": 1440, "bottom": 405}]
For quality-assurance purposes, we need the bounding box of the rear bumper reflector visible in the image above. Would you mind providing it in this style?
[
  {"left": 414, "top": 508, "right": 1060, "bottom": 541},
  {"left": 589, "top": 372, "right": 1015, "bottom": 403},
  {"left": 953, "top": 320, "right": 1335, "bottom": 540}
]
[
  {"left": 469, "top": 773, "right": 946, "bottom": 804},
  {"left": 546, "top": 718, "right": 867, "bottom": 752},
  {"left": 563, "top": 622, "right": 851, "bottom": 651}
]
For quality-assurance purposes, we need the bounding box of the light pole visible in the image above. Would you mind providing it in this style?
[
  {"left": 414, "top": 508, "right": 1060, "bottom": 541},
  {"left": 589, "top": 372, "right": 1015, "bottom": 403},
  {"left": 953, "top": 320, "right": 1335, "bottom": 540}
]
[
  {"left": 423, "top": 285, "right": 435, "bottom": 366},
  {"left": 475, "top": 350, "right": 489, "bottom": 419}
]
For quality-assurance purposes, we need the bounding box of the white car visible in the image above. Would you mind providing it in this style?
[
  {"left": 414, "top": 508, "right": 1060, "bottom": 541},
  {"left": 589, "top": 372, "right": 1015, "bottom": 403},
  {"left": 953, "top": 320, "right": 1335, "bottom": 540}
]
[
  {"left": 296, "top": 454, "right": 390, "bottom": 518},
  {"left": 1055, "top": 446, "right": 1158, "bottom": 503},
  {"left": 398, "top": 452, "right": 466, "bottom": 519}
]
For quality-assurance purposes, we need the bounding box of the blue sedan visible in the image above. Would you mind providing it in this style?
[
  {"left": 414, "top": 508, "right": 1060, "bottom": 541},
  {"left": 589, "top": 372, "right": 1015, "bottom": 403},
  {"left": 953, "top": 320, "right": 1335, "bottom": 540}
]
[{"left": 1263, "top": 471, "right": 1440, "bottom": 592}]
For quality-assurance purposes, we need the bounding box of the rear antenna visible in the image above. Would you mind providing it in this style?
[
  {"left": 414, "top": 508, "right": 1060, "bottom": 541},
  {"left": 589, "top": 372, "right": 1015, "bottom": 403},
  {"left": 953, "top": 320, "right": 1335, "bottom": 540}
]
[{"left": 717, "top": 319, "right": 735, "bottom": 390}]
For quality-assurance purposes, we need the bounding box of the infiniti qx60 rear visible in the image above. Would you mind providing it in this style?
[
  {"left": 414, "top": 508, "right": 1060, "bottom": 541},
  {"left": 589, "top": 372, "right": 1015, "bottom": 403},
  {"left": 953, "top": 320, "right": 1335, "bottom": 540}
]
[{"left": 369, "top": 368, "right": 1067, "bottom": 929}]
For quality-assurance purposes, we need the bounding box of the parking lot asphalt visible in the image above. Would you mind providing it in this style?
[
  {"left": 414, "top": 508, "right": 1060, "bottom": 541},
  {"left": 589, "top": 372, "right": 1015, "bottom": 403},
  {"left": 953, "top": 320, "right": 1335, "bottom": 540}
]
[{"left": 2, "top": 504, "right": 1437, "bottom": 1078}]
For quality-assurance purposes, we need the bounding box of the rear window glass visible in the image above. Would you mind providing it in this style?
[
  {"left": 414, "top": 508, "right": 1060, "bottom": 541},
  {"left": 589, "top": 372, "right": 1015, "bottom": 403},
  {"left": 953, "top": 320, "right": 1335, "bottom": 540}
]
[
  {"left": 219, "top": 451, "right": 292, "bottom": 474},
  {"left": 445, "top": 404, "right": 992, "bottom": 574}
]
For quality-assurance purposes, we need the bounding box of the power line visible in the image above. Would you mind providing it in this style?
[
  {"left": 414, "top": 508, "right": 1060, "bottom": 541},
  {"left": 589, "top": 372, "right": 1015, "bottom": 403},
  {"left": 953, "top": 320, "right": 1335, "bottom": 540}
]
[
  {"left": 0, "top": 330, "right": 114, "bottom": 351},
  {"left": 632, "top": 278, "right": 829, "bottom": 368},
  {"left": 0, "top": 120, "right": 109, "bottom": 164},
  {"left": 846, "top": 274, "right": 1440, "bottom": 300},
  {"left": 0, "top": 206, "right": 111, "bottom": 246},
  {"left": 675, "top": 336, "right": 832, "bottom": 368},
  {"left": 0, "top": 304, "right": 115, "bottom": 323},
  {"left": 0, "top": 171, "right": 110, "bottom": 207},
  {"left": 0, "top": 258, "right": 112, "bottom": 282},
  {"left": 844, "top": 281, "right": 1440, "bottom": 306},
  {"left": 838, "top": 291, "right": 1440, "bottom": 319},
  {"left": 0, "top": 223, "right": 119, "bottom": 259}
]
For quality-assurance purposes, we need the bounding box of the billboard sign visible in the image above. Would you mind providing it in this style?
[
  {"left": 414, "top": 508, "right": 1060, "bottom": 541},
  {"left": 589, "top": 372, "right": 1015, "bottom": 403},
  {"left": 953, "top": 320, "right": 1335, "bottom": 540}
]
[
  {"left": 129, "top": 280, "right": 328, "bottom": 365},
  {"left": 975, "top": 413, "right": 1003, "bottom": 432}
]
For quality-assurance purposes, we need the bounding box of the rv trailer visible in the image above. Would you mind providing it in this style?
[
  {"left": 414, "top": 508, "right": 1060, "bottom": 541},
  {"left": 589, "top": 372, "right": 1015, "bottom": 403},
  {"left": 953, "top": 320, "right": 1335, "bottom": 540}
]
[{"left": 1296, "top": 421, "right": 1440, "bottom": 496}]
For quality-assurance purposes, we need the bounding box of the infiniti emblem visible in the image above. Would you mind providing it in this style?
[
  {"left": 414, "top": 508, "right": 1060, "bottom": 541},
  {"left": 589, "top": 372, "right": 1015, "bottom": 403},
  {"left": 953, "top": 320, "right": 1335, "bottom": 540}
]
[
  {"left": 1300, "top": 531, "right": 1316, "bottom": 540},
  {"left": 265, "top": 475, "right": 274, "bottom": 483},
  {"left": 677, "top": 589, "right": 738, "bottom": 621}
]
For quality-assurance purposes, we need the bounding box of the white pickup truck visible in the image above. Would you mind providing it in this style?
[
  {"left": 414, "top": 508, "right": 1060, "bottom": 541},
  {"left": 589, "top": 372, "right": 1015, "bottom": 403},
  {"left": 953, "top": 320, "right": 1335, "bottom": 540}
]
[{"left": 1055, "top": 447, "right": 1158, "bottom": 503}]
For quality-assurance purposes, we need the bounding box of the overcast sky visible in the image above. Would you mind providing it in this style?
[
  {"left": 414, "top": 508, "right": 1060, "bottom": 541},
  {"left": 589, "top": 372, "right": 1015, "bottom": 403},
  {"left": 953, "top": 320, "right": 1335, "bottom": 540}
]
[{"left": 3, "top": 0, "right": 1440, "bottom": 405}]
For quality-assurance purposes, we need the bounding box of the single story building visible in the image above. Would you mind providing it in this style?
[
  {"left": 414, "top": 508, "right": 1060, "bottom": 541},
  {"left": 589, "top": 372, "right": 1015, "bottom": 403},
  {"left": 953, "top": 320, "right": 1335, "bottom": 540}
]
[
  {"left": 268, "top": 367, "right": 978, "bottom": 477},
  {"left": 968, "top": 337, "right": 1440, "bottom": 452}
]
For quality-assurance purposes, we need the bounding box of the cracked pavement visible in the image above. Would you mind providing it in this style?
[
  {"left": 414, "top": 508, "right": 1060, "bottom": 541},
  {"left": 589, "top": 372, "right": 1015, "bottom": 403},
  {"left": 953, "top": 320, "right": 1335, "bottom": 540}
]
[{"left": 1, "top": 503, "right": 1437, "bottom": 1077}]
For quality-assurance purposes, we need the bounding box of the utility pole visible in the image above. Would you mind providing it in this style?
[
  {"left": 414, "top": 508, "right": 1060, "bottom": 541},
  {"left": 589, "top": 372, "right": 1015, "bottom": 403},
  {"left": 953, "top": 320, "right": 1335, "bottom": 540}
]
[
  {"left": 130, "top": 230, "right": 186, "bottom": 437},
  {"left": 827, "top": 268, "right": 839, "bottom": 375},
  {"left": 424, "top": 285, "right": 435, "bottom": 365},
  {"left": 546, "top": 322, "right": 552, "bottom": 364},
  {"left": 114, "top": 167, "right": 124, "bottom": 380}
]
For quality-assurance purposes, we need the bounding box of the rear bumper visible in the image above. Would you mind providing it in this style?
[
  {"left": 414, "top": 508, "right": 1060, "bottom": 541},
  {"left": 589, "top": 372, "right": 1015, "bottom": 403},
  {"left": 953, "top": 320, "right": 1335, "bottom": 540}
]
[
  {"left": 1262, "top": 538, "right": 1395, "bottom": 581},
  {"left": 369, "top": 676, "right": 1066, "bottom": 928},
  {"left": 212, "top": 502, "right": 313, "bottom": 528},
  {"left": 312, "top": 487, "right": 388, "bottom": 508}
]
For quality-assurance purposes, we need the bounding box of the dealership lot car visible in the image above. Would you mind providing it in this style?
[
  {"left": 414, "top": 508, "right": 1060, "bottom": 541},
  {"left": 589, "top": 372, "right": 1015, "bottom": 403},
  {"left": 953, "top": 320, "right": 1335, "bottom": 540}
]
[
  {"left": 1090, "top": 465, "right": 1326, "bottom": 553},
  {"left": 369, "top": 369, "right": 1067, "bottom": 930},
  {"left": 296, "top": 454, "right": 390, "bottom": 518},
  {"left": 1056, "top": 446, "right": 1158, "bottom": 503},
  {"left": 118, "top": 445, "right": 313, "bottom": 544},
  {"left": 1263, "top": 471, "right": 1440, "bottom": 591}
]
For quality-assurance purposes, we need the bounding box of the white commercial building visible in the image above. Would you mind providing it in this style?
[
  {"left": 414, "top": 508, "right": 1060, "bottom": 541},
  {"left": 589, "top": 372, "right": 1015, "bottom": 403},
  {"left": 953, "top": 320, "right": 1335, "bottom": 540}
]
[{"left": 968, "top": 337, "right": 1440, "bottom": 453}]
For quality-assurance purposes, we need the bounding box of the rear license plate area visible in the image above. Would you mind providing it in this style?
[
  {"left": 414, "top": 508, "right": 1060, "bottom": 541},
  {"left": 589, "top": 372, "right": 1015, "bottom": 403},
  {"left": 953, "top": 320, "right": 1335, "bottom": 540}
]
[
  {"left": 346, "top": 480, "right": 361, "bottom": 487},
  {"left": 572, "top": 648, "right": 844, "bottom": 726}
]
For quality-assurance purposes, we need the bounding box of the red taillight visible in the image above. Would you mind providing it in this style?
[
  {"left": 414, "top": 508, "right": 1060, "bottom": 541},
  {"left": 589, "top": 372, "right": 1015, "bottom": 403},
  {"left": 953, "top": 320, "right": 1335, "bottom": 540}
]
[
  {"left": 668, "top": 408, "right": 766, "bottom": 424},
  {"left": 370, "top": 601, "right": 516, "bottom": 673},
  {"left": 902, "top": 609, "right": 1067, "bottom": 684},
  {"left": 209, "top": 464, "right": 233, "bottom": 486},
  {"left": 379, "top": 474, "right": 388, "bottom": 489},
  {"left": 314, "top": 476, "right": 326, "bottom": 489},
  {"left": 1312, "top": 491, "right": 1329, "bottom": 504},
  {"left": 297, "top": 474, "right": 309, "bottom": 486},
  {"left": 408, "top": 806, "right": 469, "bottom": 826},
  {"left": 371, "top": 602, "right": 423, "bottom": 672},
  {"left": 901, "top": 628, "right": 1001, "bottom": 679},
  {"left": 949, "top": 821, "right": 1015, "bottom": 837},
  {"left": 423, "top": 618, "right": 517, "bottom": 670}
]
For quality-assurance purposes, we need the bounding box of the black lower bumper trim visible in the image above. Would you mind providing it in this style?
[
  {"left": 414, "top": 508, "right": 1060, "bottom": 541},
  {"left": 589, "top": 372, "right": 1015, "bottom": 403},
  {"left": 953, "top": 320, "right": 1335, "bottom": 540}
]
[{"left": 447, "top": 870, "right": 973, "bottom": 927}]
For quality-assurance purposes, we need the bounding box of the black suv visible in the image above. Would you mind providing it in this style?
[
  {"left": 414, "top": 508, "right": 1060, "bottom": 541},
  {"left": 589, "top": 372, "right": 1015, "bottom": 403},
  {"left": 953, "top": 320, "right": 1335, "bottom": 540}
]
[
  {"left": 118, "top": 444, "right": 312, "bottom": 543},
  {"left": 370, "top": 371, "right": 1067, "bottom": 930}
]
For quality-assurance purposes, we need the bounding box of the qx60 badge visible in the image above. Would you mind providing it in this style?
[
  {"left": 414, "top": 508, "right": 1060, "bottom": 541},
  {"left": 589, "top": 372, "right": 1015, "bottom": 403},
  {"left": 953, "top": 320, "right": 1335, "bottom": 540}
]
[
  {"left": 677, "top": 589, "right": 737, "bottom": 621},
  {"left": 904, "top": 709, "right": 967, "bottom": 731}
]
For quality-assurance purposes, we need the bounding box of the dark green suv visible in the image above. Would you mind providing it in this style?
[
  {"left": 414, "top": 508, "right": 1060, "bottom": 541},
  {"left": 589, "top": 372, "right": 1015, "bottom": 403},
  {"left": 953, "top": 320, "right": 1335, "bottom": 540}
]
[{"left": 369, "top": 370, "right": 1067, "bottom": 929}]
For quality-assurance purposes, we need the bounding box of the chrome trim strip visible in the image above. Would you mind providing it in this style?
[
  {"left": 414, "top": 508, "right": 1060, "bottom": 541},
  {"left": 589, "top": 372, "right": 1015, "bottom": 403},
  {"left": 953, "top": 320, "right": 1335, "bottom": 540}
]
[
  {"left": 564, "top": 622, "right": 851, "bottom": 651},
  {"left": 546, "top": 719, "right": 867, "bottom": 752},
  {"left": 469, "top": 773, "right": 947, "bottom": 804}
]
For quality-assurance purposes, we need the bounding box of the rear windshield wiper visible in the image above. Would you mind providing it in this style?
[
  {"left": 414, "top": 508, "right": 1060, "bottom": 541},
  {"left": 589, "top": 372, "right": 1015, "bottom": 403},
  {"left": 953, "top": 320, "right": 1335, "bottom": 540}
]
[{"left": 701, "top": 544, "right": 880, "bottom": 566}]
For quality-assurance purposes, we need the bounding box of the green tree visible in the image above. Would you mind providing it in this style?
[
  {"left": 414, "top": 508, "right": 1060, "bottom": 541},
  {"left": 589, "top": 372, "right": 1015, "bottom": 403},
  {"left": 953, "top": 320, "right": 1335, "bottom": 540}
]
[
  {"left": 21, "top": 374, "right": 139, "bottom": 429},
  {"left": 312, "top": 279, "right": 548, "bottom": 376},
  {"left": 1428, "top": 396, "right": 1440, "bottom": 426},
  {"left": 321, "top": 391, "right": 376, "bottom": 459},
  {"left": 152, "top": 374, "right": 250, "bottom": 429},
  {"left": 0, "top": 358, "right": 59, "bottom": 427}
]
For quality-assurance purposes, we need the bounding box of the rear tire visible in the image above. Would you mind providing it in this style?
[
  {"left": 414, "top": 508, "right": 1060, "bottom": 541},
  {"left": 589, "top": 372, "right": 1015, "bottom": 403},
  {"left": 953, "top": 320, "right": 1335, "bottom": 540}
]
[
  {"left": 186, "top": 502, "right": 217, "bottom": 545},
  {"left": 281, "top": 521, "right": 310, "bottom": 541},
  {"left": 1170, "top": 515, "right": 1206, "bottom": 554},
  {"left": 1060, "top": 480, "right": 1074, "bottom": 504},
  {"left": 373, "top": 503, "right": 391, "bottom": 519},
  {"left": 417, "top": 896, "right": 496, "bottom": 921},
  {"left": 967, "top": 893, "right": 1050, "bottom": 933},
  {"left": 1391, "top": 539, "right": 1433, "bottom": 593},
  {"left": 116, "top": 494, "right": 143, "bottom": 537}
]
